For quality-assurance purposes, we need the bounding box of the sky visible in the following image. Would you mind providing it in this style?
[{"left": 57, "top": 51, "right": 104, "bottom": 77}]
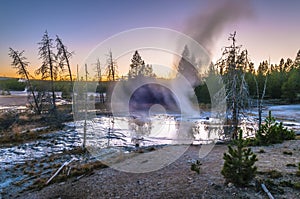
[{"left": 1, "top": 0, "right": 300, "bottom": 78}]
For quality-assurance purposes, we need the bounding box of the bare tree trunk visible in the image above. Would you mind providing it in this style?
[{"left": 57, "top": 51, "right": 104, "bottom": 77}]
[
  {"left": 56, "top": 36, "right": 73, "bottom": 82},
  {"left": 9, "top": 48, "right": 41, "bottom": 114},
  {"left": 255, "top": 76, "right": 267, "bottom": 131},
  {"left": 106, "top": 50, "right": 117, "bottom": 81},
  {"left": 47, "top": 43, "right": 56, "bottom": 111},
  {"left": 109, "top": 51, "right": 115, "bottom": 81},
  {"left": 18, "top": 58, "right": 41, "bottom": 114},
  {"left": 83, "top": 64, "right": 88, "bottom": 149},
  {"left": 22, "top": 68, "right": 40, "bottom": 114}
]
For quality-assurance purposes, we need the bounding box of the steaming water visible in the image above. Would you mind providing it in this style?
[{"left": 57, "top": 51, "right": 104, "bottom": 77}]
[
  {"left": 0, "top": 99, "right": 300, "bottom": 197},
  {"left": 1, "top": 104, "right": 299, "bottom": 169}
]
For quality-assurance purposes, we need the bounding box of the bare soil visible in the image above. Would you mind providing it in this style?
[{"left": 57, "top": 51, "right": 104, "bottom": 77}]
[{"left": 18, "top": 140, "right": 300, "bottom": 199}]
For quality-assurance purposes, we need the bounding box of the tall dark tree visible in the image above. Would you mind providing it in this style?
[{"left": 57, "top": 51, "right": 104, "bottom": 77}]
[
  {"left": 177, "top": 45, "right": 199, "bottom": 87},
  {"left": 128, "top": 50, "right": 155, "bottom": 79},
  {"left": 278, "top": 58, "right": 285, "bottom": 72},
  {"left": 281, "top": 68, "right": 300, "bottom": 102},
  {"left": 106, "top": 50, "right": 117, "bottom": 81},
  {"left": 284, "top": 58, "right": 294, "bottom": 72},
  {"left": 36, "top": 31, "right": 58, "bottom": 111},
  {"left": 56, "top": 35, "right": 73, "bottom": 82},
  {"left": 255, "top": 63, "right": 268, "bottom": 130},
  {"left": 215, "top": 32, "right": 249, "bottom": 139},
  {"left": 267, "top": 58, "right": 288, "bottom": 99},
  {"left": 294, "top": 49, "right": 300, "bottom": 68},
  {"left": 8, "top": 48, "right": 41, "bottom": 114},
  {"left": 95, "top": 59, "right": 102, "bottom": 83},
  {"left": 128, "top": 50, "right": 143, "bottom": 79},
  {"left": 257, "top": 61, "right": 268, "bottom": 75},
  {"left": 95, "top": 59, "right": 105, "bottom": 103},
  {"left": 247, "top": 62, "right": 255, "bottom": 74}
]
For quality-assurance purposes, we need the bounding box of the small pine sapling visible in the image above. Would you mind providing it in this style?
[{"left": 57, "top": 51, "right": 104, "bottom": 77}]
[
  {"left": 191, "top": 160, "right": 202, "bottom": 174},
  {"left": 221, "top": 130, "right": 258, "bottom": 186}
]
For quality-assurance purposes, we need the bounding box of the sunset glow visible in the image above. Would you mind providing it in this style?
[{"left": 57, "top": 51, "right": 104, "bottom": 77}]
[{"left": 1, "top": 0, "right": 300, "bottom": 77}]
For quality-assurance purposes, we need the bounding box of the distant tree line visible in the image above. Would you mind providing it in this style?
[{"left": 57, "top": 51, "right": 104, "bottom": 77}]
[{"left": 195, "top": 43, "right": 300, "bottom": 104}]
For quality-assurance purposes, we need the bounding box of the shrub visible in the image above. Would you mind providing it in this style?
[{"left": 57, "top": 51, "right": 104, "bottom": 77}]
[
  {"left": 266, "top": 170, "right": 282, "bottom": 179},
  {"left": 190, "top": 160, "right": 202, "bottom": 174},
  {"left": 247, "top": 111, "right": 295, "bottom": 146},
  {"left": 221, "top": 130, "right": 258, "bottom": 186},
  {"left": 294, "top": 182, "right": 300, "bottom": 190},
  {"left": 296, "top": 163, "right": 300, "bottom": 177},
  {"left": 0, "top": 111, "right": 18, "bottom": 131}
]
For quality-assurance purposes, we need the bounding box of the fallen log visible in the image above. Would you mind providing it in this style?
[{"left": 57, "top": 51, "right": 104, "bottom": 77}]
[
  {"left": 261, "top": 183, "right": 274, "bottom": 199},
  {"left": 45, "top": 157, "right": 77, "bottom": 185}
]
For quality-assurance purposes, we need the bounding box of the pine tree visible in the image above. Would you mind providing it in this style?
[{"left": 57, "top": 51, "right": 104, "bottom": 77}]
[
  {"left": 128, "top": 50, "right": 144, "bottom": 79},
  {"left": 255, "top": 111, "right": 295, "bottom": 145},
  {"left": 177, "top": 45, "right": 199, "bottom": 87},
  {"left": 294, "top": 49, "right": 300, "bottom": 68},
  {"left": 221, "top": 130, "right": 258, "bottom": 186},
  {"left": 128, "top": 50, "right": 155, "bottom": 79}
]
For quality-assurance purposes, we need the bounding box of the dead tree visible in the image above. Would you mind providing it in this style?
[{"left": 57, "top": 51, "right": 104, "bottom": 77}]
[
  {"left": 106, "top": 50, "right": 117, "bottom": 81},
  {"left": 254, "top": 75, "right": 268, "bottom": 131},
  {"left": 216, "top": 32, "right": 250, "bottom": 139},
  {"left": 56, "top": 35, "right": 74, "bottom": 82},
  {"left": 9, "top": 48, "right": 41, "bottom": 114},
  {"left": 36, "top": 31, "right": 58, "bottom": 112},
  {"left": 95, "top": 59, "right": 105, "bottom": 103},
  {"left": 83, "top": 64, "right": 89, "bottom": 148}
]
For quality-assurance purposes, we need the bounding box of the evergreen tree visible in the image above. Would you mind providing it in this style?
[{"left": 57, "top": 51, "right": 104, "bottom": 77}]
[
  {"left": 255, "top": 111, "right": 295, "bottom": 145},
  {"left": 128, "top": 50, "right": 155, "bottom": 79},
  {"left": 294, "top": 49, "right": 300, "bottom": 68},
  {"left": 267, "top": 70, "right": 282, "bottom": 99},
  {"left": 284, "top": 58, "right": 294, "bottom": 72},
  {"left": 281, "top": 68, "right": 300, "bottom": 102},
  {"left": 177, "top": 45, "right": 199, "bottom": 87},
  {"left": 279, "top": 58, "right": 285, "bottom": 72},
  {"left": 221, "top": 130, "right": 258, "bottom": 186},
  {"left": 257, "top": 61, "right": 268, "bottom": 75}
]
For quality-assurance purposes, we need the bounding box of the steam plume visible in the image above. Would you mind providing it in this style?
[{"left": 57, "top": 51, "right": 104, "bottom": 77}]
[{"left": 185, "top": 0, "right": 253, "bottom": 54}]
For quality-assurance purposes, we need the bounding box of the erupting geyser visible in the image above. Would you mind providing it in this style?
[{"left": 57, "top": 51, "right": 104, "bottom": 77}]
[{"left": 73, "top": 27, "right": 226, "bottom": 173}]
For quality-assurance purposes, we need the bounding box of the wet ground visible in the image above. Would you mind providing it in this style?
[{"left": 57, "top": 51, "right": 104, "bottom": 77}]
[{"left": 0, "top": 93, "right": 299, "bottom": 198}]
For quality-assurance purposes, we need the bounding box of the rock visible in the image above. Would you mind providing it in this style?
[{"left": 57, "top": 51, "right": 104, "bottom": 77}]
[
  {"left": 137, "top": 180, "right": 143, "bottom": 185},
  {"left": 188, "top": 159, "right": 197, "bottom": 164}
]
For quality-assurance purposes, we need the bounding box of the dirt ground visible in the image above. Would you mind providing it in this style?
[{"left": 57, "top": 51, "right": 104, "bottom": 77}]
[{"left": 18, "top": 140, "right": 300, "bottom": 199}]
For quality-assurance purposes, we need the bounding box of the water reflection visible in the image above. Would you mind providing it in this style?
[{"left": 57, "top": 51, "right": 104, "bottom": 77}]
[{"left": 78, "top": 114, "right": 236, "bottom": 150}]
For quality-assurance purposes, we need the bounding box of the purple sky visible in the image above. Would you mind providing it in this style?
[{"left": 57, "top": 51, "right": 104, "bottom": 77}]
[{"left": 1, "top": 0, "right": 300, "bottom": 77}]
